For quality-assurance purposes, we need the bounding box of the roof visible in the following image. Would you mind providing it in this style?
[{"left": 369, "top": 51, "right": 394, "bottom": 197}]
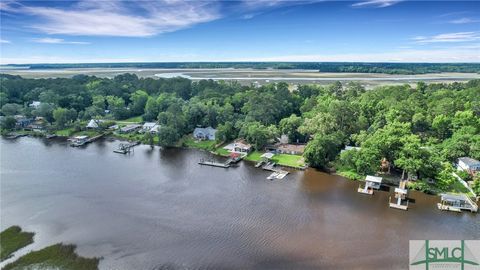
[
  {"left": 194, "top": 126, "right": 217, "bottom": 136},
  {"left": 440, "top": 193, "right": 467, "bottom": 202},
  {"left": 29, "top": 101, "right": 41, "bottom": 107},
  {"left": 142, "top": 122, "right": 157, "bottom": 128},
  {"left": 344, "top": 146, "right": 361, "bottom": 151},
  {"left": 261, "top": 152, "right": 275, "bottom": 159},
  {"left": 86, "top": 119, "right": 103, "bottom": 128},
  {"left": 395, "top": 188, "right": 407, "bottom": 194},
  {"left": 234, "top": 139, "right": 252, "bottom": 149},
  {"left": 458, "top": 157, "right": 480, "bottom": 166},
  {"left": 365, "top": 175, "right": 383, "bottom": 183},
  {"left": 276, "top": 143, "right": 306, "bottom": 153},
  {"left": 74, "top": 135, "right": 88, "bottom": 140}
]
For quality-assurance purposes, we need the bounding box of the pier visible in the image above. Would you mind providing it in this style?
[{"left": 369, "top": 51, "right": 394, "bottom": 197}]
[
  {"left": 389, "top": 180, "right": 409, "bottom": 210},
  {"left": 70, "top": 132, "right": 108, "bottom": 147},
  {"left": 198, "top": 158, "right": 230, "bottom": 168},
  {"left": 113, "top": 141, "right": 140, "bottom": 154}
]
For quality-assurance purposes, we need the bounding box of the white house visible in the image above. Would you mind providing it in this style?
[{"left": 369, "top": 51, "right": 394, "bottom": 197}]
[
  {"left": 193, "top": 126, "right": 217, "bottom": 141},
  {"left": 233, "top": 139, "right": 252, "bottom": 153},
  {"left": 29, "top": 101, "right": 41, "bottom": 109},
  {"left": 457, "top": 157, "right": 480, "bottom": 174},
  {"left": 141, "top": 122, "right": 160, "bottom": 134},
  {"left": 86, "top": 119, "right": 104, "bottom": 129}
]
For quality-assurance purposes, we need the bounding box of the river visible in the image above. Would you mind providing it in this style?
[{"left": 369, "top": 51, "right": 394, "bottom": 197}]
[{"left": 0, "top": 137, "right": 478, "bottom": 269}]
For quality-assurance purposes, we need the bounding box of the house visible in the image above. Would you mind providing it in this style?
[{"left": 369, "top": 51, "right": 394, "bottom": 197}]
[
  {"left": 86, "top": 119, "right": 104, "bottom": 129},
  {"left": 14, "top": 115, "right": 34, "bottom": 128},
  {"left": 274, "top": 143, "right": 306, "bottom": 155},
  {"left": 358, "top": 175, "right": 383, "bottom": 195},
  {"left": 29, "top": 101, "right": 41, "bottom": 109},
  {"left": 26, "top": 117, "right": 46, "bottom": 132},
  {"left": 457, "top": 157, "right": 480, "bottom": 175},
  {"left": 438, "top": 193, "right": 478, "bottom": 213},
  {"left": 193, "top": 126, "right": 217, "bottom": 141},
  {"left": 119, "top": 124, "right": 141, "bottom": 133},
  {"left": 141, "top": 122, "right": 160, "bottom": 134},
  {"left": 233, "top": 139, "right": 252, "bottom": 153}
]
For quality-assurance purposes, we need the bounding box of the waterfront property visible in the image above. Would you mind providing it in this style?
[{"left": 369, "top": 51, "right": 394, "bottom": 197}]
[
  {"left": 119, "top": 124, "right": 142, "bottom": 134},
  {"left": 457, "top": 157, "right": 480, "bottom": 175},
  {"left": 266, "top": 143, "right": 306, "bottom": 155},
  {"left": 193, "top": 127, "right": 217, "bottom": 141},
  {"left": 232, "top": 139, "right": 252, "bottom": 153},
  {"left": 358, "top": 175, "right": 383, "bottom": 195},
  {"left": 140, "top": 122, "right": 160, "bottom": 134},
  {"left": 69, "top": 135, "right": 89, "bottom": 147},
  {"left": 86, "top": 119, "right": 104, "bottom": 129},
  {"left": 437, "top": 193, "right": 478, "bottom": 213},
  {"left": 389, "top": 181, "right": 409, "bottom": 210}
]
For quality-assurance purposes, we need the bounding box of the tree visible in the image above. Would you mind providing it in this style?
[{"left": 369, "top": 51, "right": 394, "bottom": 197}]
[
  {"left": 53, "top": 108, "right": 77, "bottom": 128},
  {"left": 216, "top": 121, "right": 236, "bottom": 142},
  {"left": 0, "top": 116, "right": 16, "bottom": 130},
  {"left": 106, "top": 96, "right": 128, "bottom": 120},
  {"left": 129, "top": 90, "right": 148, "bottom": 116},
  {"left": 279, "top": 114, "right": 304, "bottom": 143},
  {"left": 157, "top": 126, "right": 180, "bottom": 147},
  {"left": 239, "top": 121, "right": 277, "bottom": 150},
  {"left": 1, "top": 103, "right": 23, "bottom": 116},
  {"left": 33, "top": 103, "right": 55, "bottom": 123},
  {"left": 394, "top": 135, "right": 425, "bottom": 180},
  {"left": 304, "top": 133, "right": 343, "bottom": 169},
  {"left": 143, "top": 97, "right": 159, "bottom": 121}
]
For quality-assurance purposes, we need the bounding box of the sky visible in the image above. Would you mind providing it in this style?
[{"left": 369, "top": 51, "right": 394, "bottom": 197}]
[{"left": 0, "top": 0, "right": 479, "bottom": 64}]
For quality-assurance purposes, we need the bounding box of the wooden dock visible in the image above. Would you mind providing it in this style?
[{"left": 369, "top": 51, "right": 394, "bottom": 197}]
[{"left": 267, "top": 170, "right": 289, "bottom": 180}]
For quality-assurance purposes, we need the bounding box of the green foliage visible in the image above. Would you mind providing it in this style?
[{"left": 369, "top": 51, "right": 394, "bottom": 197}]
[
  {"left": 304, "top": 133, "right": 343, "bottom": 169},
  {"left": 2, "top": 243, "right": 99, "bottom": 270},
  {"left": 239, "top": 121, "right": 277, "bottom": 150},
  {"left": 0, "top": 226, "right": 34, "bottom": 261},
  {"left": 53, "top": 107, "right": 77, "bottom": 128},
  {"left": 0, "top": 116, "right": 16, "bottom": 130}
]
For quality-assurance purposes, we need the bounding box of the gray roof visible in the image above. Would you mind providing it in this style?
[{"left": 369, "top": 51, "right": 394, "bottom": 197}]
[
  {"left": 458, "top": 157, "right": 480, "bottom": 166},
  {"left": 365, "top": 175, "right": 382, "bottom": 183},
  {"left": 440, "top": 193, "right": 468, "bottom": 202}
]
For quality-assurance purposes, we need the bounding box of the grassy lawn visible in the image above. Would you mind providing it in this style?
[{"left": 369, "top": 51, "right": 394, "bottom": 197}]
[
  {"left": 183, "top": 135, "right": 217, "bottom": 151},
  {"left": 271, "top": 154, "right": 305, "bottom": 168},
  {"left": 214, "top": 147, "right": 231, "bottom": 157},
  {"left": 117, "top": 115, "right": 142, "bottom": 123},
  {"left": 0, "top": 226, "right": 35, "bottom": 261},
  {"left": 55, "top": 128, "right": 75, "bottom": 137},
  {"left": 245, "top": 151, "right": 263, "bottom": 162},
  {"left": 3, "top": 243, "right": 99, "bottom": 270}
]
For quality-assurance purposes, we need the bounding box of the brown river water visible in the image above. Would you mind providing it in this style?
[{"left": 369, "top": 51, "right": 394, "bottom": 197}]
[{"left": 0, "top": 137, "right": 478, "bottom": 269}]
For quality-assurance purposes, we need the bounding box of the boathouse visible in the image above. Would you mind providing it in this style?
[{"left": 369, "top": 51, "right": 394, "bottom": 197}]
[
  {"left": 358, "top": 175, "right": 383, "bottom": 195},
  {"left": 438, "top": 193, "right": 478, "bottom": 213}
]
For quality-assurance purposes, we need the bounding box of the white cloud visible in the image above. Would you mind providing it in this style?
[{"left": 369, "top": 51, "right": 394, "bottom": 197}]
[
  {"left": 351, "top": 0, "right": 402, "bottom": 8},
  {"left": 12, "top": 0, "right": 220, "bottom": 37},
  {"left": 32, "top": 38, "right": 90, "bottom": 45},
  {"left": 449, "top": 17, "right": 480, "bottom": 24},
  {"left": 413, "top": 32, "right": 480, "bottom": 44},
  {"left": 0, "top": 39, "right": 11, "bottom": 44}
]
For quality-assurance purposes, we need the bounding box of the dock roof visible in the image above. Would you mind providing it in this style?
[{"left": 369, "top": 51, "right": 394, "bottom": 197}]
[{"left": 365, "top": 175, "right": 382, "bottom": 183}]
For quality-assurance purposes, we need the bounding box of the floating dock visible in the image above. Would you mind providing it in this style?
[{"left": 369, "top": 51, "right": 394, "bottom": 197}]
[
  {"left": 198, "top": 160, "right": 230, "bottom": 168},
  {"left": 113, "top": 141, "right": 140, "bottom": 154},
  {"left": 267, "top": 170, "right": 289, "bottom": 180}
]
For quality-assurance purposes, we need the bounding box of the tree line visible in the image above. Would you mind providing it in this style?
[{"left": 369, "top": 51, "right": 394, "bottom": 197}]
[{"left": 1, "top": 73, "right": 479, "bottom": 193}]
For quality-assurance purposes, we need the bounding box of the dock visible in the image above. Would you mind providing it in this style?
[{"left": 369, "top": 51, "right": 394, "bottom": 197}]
[
  {"left": 358, "top": 175, "right": 383, "bottom": 195},
  {"left": 437, "top": 193, "right": 478, "bottom": 213},
  {"left": 70, "top": 132, "right": 108, "bottom": 147},
  {"left": 198, "top": 159, "right": 230, "bottom": 168},
  {"left": 389, "top": 180, "right": 409, "bottom": 210},
  {"left": 267, "top": 170, "right": 289, "bottom": 180},
  {"left": 113, "top": 141, "right": 140, "bottom": 154}
]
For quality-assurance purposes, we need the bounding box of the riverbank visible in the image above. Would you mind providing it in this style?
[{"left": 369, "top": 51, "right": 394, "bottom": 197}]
[{"left": 0, "top": 226, "right": 99, "bottom": 270}]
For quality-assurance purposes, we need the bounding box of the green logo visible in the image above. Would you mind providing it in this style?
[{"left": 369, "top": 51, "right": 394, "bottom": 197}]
[{"left": 411, "top": 240, "right": 479, "bottom": 270}]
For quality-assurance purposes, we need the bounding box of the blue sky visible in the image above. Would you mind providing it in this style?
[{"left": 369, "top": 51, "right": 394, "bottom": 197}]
[{"left": 0, "top": 0, "right": 479, "bottom": 64}]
